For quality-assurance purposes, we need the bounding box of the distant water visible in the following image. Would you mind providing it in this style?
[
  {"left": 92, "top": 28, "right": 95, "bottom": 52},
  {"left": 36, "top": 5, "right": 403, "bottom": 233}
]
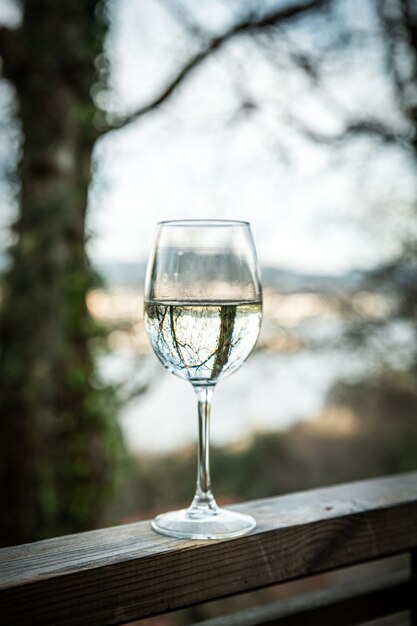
[{"left": 101, "top": 347, "right": 366, "bottom": 454}]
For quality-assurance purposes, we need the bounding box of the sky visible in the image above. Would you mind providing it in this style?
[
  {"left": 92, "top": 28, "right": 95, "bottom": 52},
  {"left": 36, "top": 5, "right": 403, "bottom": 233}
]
[
  {"left": 87, "top": 0, "right": 415, "bottom": 274},
  {"left": 1, "top": 0, "right": 416, "bottom": 274}
]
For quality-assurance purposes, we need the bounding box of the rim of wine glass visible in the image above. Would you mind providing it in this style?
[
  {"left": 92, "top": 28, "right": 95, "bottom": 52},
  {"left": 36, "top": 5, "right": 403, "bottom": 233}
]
[{"left": 157, "top": 219, "right": 250, "bottom": 227}]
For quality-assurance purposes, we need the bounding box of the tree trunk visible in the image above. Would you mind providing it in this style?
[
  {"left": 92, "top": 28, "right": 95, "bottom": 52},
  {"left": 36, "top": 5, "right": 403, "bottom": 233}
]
[{"left": 0, "top": 0, "right": 124, "bottom": 546}]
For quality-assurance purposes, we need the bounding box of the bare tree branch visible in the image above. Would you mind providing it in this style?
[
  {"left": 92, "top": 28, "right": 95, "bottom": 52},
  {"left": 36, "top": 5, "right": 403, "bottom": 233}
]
[
  {"left": 158, "top": 0, "right": 207, "bottom": 41},
  {"left": 102, "top": 0, "right": 328, "bottom": 134},
  {"left": 403, "top": 0, "right": 417, "bottom": 66},
  {"left": 377, "top": 1, "right": 410, "bottom": 121},
  {"left": 255, "top": 31, "right": 319, "bottom": 83},
  {"left": 291, "top": 115, "right": 412, "bottom": 147},
  {"left": 345, "top": 120, "right": 411, "bottom": 144}
]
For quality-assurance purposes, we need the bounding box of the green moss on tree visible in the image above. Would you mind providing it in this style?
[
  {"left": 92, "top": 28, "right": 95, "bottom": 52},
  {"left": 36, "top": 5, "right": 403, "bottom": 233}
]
[{"left": 0, "top": 0, "right": 126, "bottom": 546}]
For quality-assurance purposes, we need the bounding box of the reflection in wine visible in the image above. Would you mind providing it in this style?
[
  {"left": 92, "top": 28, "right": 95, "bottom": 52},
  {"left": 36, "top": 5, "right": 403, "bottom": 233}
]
[{"left": 144, "top": 301, "right": 262, "bottom": 384}]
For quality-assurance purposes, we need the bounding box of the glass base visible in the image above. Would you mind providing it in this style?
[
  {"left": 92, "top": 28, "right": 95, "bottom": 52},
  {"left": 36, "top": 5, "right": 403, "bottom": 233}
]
[{"left": 151, "top": 505, "right": 256, "bottom": 540}]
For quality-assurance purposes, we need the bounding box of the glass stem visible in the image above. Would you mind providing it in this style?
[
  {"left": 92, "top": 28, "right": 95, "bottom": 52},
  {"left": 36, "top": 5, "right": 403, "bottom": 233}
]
[{"left": 191, "top": 385, "right": 217, "bottom": 512}]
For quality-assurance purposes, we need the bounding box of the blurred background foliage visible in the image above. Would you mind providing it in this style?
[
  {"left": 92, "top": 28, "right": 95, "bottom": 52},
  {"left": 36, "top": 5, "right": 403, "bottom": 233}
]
[
  {"left": 117, "top": 370, "right": 417, "bottom": 526},
  {"left": 0, "top": 0, "right": 416, "bottom": 556}
]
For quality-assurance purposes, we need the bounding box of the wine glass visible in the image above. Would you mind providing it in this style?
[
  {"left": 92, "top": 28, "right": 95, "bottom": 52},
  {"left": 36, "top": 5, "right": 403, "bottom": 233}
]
[{"left": 144, "top": 219, "right": 262, "bottom": 539}]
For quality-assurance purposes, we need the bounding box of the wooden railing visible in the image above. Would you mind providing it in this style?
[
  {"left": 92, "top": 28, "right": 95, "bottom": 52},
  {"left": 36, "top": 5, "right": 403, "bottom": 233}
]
[{"left": 1, "top": 472, "right": 416, "bottom": 625}]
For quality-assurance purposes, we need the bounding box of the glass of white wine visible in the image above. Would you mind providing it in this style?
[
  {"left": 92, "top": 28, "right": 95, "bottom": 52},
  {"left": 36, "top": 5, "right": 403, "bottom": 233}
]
[{"left": 144, "top": 220, "right": 262, "bottom": 539}]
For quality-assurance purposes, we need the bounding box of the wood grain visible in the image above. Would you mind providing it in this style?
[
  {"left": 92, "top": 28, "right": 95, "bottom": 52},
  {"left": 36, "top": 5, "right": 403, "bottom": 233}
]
[
  {"left": 193, "top": 569, "right": 412, "bottom": 626},
  {"left": 1, "top": 472, "right": 417, "bottom": 625},
  {"left": 411, "top": 548, "right": 417, "bottom": 626}
]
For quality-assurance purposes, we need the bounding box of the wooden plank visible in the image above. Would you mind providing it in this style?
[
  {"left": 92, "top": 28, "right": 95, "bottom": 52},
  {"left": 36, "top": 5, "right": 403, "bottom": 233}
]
[
  {"left": 361, "top": 614, "right": 410, "bottom": 626},
  {"left": 412, "top": 549, "right": 417, "bottom": 626},
  {"left": 0, "top": 472, "right": 416, "bottom": 626},
  {"left": 192, "top": 570, "right": 411, "bottom": 626}
]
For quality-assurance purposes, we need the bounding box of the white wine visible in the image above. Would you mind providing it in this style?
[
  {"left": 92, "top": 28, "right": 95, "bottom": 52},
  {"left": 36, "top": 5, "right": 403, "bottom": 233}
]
[{"left": 144, "top": 301, "right": 262, "bottom": 384}]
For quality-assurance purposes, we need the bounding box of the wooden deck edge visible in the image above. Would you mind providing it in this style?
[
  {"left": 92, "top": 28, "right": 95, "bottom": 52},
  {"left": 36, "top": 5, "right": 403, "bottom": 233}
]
[
  {"left": 193, "top": 569, "right": 411, "bottom": 626},
  {"left": 0, "top": 472, "right": 416, "bottom": 625}
]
